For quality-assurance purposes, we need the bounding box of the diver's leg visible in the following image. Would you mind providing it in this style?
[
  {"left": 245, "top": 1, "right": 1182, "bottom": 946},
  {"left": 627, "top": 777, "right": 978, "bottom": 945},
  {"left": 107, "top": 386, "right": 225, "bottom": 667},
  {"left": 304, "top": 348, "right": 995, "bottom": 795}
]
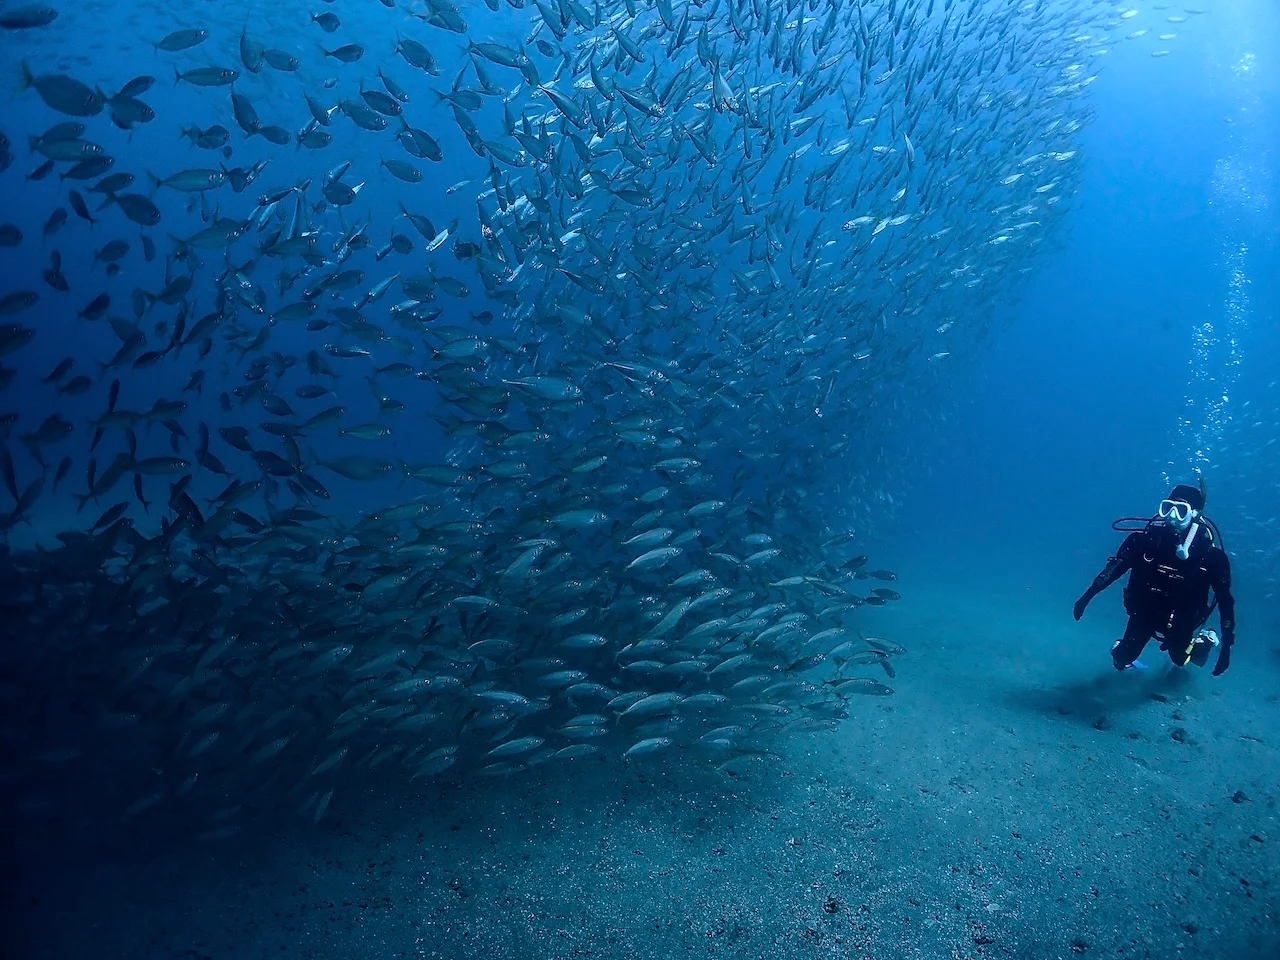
[
  {"left": 1112, "top": 616, "right": 1153, "bottom": 670},
  {"left": 1165, "top": 626, "right": 1196, "bottom": 667}
]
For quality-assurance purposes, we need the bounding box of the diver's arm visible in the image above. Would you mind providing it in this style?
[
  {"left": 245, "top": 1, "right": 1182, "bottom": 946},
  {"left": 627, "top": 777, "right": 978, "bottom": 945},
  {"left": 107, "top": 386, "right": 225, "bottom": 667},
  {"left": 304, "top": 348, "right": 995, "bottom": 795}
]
[
  {"left": 1089, "top": 547, "right": 1135, "bottom": 595},
  {"left": 1073, "top": 533, "right": 1138, "bottom": 620},
  {"left": 1210, "top": 550, "right": 1235, "bottom": 676}
]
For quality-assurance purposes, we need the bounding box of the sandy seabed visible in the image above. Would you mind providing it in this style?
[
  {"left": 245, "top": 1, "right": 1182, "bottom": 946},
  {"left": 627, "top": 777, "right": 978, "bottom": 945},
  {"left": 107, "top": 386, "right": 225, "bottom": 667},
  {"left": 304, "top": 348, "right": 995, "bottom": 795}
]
[{"left": 8, "top": 572, "right": 1279, "bottom": 960}]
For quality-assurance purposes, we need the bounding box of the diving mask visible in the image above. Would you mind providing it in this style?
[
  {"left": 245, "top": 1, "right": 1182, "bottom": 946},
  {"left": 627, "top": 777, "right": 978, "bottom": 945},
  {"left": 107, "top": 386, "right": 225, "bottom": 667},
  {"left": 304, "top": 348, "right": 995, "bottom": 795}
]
[{"left": 1158, "top": 499, "right": 1195, "bottom": 528}]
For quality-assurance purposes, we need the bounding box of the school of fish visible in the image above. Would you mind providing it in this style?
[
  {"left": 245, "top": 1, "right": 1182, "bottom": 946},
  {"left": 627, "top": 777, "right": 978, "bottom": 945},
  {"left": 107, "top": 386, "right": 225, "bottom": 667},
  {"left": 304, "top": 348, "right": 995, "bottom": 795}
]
[{"left": 0, "top": 0, "right": 1199, "bottom": 834}]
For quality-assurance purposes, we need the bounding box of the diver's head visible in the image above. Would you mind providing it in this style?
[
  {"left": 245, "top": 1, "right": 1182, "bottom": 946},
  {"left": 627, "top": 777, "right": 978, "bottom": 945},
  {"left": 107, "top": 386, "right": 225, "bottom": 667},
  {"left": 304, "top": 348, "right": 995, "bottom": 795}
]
[{"left": 1159, "top": 483, "right": 1204, "bottom": 534}]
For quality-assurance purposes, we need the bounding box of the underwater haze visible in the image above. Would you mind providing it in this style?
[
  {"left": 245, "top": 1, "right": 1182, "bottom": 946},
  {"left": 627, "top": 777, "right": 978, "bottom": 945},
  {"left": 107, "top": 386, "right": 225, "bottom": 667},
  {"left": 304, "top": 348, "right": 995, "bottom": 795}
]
[{"left": 2, "top": 0, "right": 1279, "bottom": 957}]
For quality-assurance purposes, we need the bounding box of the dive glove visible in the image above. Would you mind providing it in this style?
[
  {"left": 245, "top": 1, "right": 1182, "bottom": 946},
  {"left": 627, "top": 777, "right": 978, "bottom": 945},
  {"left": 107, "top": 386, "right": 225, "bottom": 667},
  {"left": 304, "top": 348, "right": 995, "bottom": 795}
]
[
  {"left": 1072, "top": 592, "right": 1093, "bottom": 621},
  {"left": 1212, "top": 640, "right": 1232, "bottom": 677}
]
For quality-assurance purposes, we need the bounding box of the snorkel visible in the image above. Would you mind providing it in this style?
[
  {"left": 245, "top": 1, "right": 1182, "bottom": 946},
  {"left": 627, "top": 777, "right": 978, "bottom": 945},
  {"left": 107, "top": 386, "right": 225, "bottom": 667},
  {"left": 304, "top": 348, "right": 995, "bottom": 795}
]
[
  {"left": 1176, "top": 515, "right": 1200, "bottom": 561},
  {"left": 1175, "top": 475, "right": 1210, "bottom": 560},
  {"left": 1164, "top": 476, "right": 1208, "bottom": 561}
]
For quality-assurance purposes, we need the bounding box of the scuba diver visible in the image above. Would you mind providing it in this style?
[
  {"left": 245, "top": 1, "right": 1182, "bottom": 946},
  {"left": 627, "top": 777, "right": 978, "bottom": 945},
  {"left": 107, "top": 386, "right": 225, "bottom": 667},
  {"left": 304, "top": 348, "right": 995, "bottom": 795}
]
[{"left": 1073, "top": 482, "right": 1235, "bottom": 676}]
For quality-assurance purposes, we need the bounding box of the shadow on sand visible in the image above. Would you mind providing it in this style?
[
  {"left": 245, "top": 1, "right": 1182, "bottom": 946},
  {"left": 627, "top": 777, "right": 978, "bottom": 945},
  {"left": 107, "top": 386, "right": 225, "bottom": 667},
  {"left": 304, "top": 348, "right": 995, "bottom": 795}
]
[{"left": 1003, "top": 658, "right": 1203, "bottom": 726}]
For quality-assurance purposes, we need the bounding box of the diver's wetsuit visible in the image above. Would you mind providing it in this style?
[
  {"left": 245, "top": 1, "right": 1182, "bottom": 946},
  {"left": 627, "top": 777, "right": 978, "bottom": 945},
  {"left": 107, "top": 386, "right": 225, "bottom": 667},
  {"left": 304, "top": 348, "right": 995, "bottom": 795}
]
[{"left": 1080, "top": 521, "right": 1235, "bottom": 669}]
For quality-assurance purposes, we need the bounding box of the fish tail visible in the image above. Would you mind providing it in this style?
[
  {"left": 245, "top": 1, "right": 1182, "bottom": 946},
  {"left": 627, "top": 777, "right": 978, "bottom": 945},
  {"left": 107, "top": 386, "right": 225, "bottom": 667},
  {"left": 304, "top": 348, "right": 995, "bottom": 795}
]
[{"left": 18, "top": 60, "right": 32, "bottom": 92}]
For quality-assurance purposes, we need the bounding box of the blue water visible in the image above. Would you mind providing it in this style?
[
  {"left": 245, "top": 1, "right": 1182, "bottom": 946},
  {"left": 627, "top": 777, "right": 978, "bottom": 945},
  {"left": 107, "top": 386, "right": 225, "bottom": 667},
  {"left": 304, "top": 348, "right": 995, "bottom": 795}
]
[
  {"left": 901, "top": 2, "right": 1280, "bottom": 587},
  {"left": 3, "top": 0, "right": 1280, "bottom": 957}
]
